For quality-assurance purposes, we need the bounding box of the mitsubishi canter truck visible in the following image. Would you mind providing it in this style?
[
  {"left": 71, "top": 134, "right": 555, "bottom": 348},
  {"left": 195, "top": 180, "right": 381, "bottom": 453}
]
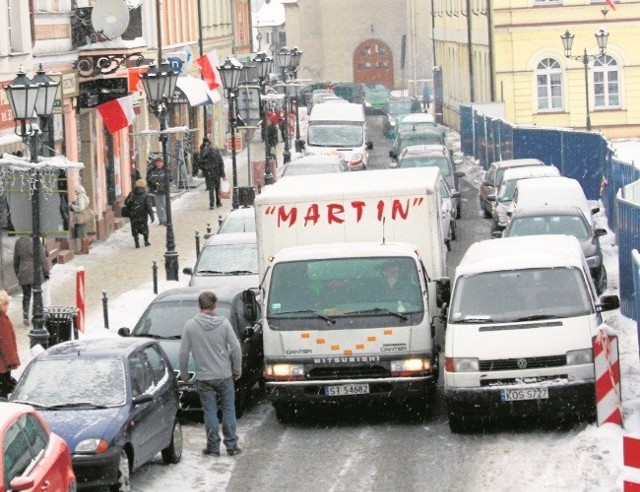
[
  {"left": 441, "top": 235, "right": 619, "bottom": 433},
  {"left": 253, "top": 168, "right": 450, "bottom": 422}
]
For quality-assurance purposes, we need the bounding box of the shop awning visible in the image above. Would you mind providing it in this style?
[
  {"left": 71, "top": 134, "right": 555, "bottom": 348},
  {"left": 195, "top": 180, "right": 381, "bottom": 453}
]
[{"left": 174, "top": 76, "right": 220, "bottom": 106}]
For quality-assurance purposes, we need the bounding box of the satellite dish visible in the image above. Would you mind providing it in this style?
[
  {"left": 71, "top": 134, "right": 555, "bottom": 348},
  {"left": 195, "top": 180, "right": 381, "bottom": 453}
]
[{"left": 91, "top": 0, "right": 130, "bottom": 40}]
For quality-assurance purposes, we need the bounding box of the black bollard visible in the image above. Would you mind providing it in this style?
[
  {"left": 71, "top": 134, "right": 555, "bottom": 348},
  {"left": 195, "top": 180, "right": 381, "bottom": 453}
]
[
  {"left": 195, "top": 230, "right": 201, "bottom": 258},
  {"left": 102, "top": 291, "right": 109, "bottom": 330},
  {"left": 218, "top": 215, "right": 223, "bottom": 228},
  {"left": 152, "top": 261, "right": 158, "bottom": 294},
  {"left": 204, "top": 223, "right": 213, "bottom": 240}
]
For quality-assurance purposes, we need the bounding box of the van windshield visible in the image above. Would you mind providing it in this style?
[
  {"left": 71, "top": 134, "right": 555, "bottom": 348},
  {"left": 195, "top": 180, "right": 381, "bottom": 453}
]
[
  {"left": 308, "top": 124, "right": 364, "bottom": 147},
  {"left": 267, "top": 257, "right": 424, "bottom": 328},
  {"left": 449, "top": 267, "right": 593, "bottom": 323}
]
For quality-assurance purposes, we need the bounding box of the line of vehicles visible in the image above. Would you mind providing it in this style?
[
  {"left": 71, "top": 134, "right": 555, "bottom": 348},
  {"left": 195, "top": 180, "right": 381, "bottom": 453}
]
[{"left": 0, "top": 91, "right": 621, "bottom": 490}]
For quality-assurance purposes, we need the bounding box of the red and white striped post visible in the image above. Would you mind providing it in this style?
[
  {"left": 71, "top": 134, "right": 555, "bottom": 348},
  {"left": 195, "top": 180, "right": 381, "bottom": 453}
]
[
  {"left": 624, "top": 436, "right": 640, "bottom": 491},
  {"left": 592, "top": 326, "right": 622, "bottom": 426},
  {"left": 75, "top": 267, "right": 85, "bottom": 333}
]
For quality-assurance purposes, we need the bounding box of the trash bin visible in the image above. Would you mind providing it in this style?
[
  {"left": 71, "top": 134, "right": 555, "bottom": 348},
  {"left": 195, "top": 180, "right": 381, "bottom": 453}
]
[{"left": 44, "top": 306, "right": 78, "bottom": 346}]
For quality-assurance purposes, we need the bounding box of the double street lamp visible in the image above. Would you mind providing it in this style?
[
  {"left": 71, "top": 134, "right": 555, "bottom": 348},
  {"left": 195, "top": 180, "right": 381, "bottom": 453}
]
[
  {"left": 217, "top": 57, "right": 244, "bottom": 210},
  {"left": 276, "top": 47, "right": 304, "bottom": 160},
  {"left": 5, "top": 66, "right": 59, "bottom": 348},
  {"left": 561, "top": 28, "right": 609, "bottom": 131},
  {"left": 253, "top": 52, "right": 275, "bottom": 185},
  {"left": 140, "top": 61, "right": 181, "bottom": 281}
]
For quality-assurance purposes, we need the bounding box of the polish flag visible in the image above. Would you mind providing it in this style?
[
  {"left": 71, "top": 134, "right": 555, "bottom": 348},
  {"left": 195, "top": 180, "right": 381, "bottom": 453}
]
[
  {"left": 606, "top": 0, "right": 616, "bottom": 10},
  {"left": 196, "top": 49, "right": 222, "bottom": 90},
  {"left": 97, "top": 96, "right": 136, "bottom": 134}
]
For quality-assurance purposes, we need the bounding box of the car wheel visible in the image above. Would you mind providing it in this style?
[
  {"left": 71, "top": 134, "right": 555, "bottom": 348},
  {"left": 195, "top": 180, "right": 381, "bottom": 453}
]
[
  {"left": 235, "top": 387, "right": 248, "bottom": 418},
  {"left": 161, "top": 419, "right": 183, "bottom": 464},
  {"left": 596, "top": 265, "right": 608, "bottom": 295},
  {"left": 274, "top": 403, "right": 297, "bottom": 424},
  {"left": 109, "top": 450, "right": 130, "bottom": 492}
]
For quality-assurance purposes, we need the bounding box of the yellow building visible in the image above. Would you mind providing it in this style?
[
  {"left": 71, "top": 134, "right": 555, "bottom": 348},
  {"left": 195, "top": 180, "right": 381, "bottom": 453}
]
[{"left": 433, "top": 0, "right": 640, "bottom": 139}]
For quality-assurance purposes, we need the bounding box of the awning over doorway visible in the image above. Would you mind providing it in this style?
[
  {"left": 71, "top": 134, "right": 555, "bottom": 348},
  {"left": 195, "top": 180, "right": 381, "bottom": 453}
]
[{"left": 174, "top": 76, "right": 221, "bottom": 106}]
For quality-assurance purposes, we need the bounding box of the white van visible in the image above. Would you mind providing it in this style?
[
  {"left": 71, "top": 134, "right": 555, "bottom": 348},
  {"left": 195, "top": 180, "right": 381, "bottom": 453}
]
[
  {"left": 306, "top": 102, "right": 373, "bottom": 170},
  {"left": 511, "top": 176, "right": 599, "bottom": 227},
  {"left": 441, "top": 235, "right": 619, "bottom": 433}
]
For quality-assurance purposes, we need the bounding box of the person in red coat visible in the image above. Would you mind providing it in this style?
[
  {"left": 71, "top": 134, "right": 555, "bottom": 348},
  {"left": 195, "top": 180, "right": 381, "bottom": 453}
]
[{"left": 0, "top": 290, "right": 19, "bottom": 398}]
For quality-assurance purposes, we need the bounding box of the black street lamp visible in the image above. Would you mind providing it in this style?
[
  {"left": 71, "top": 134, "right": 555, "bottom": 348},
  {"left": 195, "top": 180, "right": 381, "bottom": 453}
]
[
  {"left": 5, "top": 65, "right": 59, "bottom": 348},
  {"left": 253, "top": 53, "right": 275, "bottom": 185},
  {"left": 289, "top": 47, "right": 304, "bottom": 153},
  {"left": 217, "top": 56, "right": 244, "bottom": 210},
  {"left": 561, "top": 28, "right": 609, "bottom": 132},
  {"left": 140, "top": 61, "right": 181, "bottom": 281},
  {"left": 276, "top": 47, "right": 293, "bottom": 164}
]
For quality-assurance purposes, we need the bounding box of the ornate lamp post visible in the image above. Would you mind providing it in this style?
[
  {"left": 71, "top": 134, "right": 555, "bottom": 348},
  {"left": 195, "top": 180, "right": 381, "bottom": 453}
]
[
  {"left": 140, "top": 61, "right": 181, "bottom": 280},
  {"left": 276, "top": 47, "right": 293, "bottom": 164},
  {"left": 217, "top": 57, "right": 244, "bottom": 210},
  {"left": 5, "top": 66, "right": 59, "bottom": 348},
  {"left": 253, "top": 52, "right": 275, "bottom": 185},
  {"left": 561, "top": 28, "right": 609, "bottom": 131},
  {"left": 288, "top": 48, "right": 304, "bottom": 152}
]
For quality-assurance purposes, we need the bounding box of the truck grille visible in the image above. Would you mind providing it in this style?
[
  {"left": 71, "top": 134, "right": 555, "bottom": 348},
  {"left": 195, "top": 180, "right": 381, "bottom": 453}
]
[
  {"left": 307, "top": 365, "right": 389, "bottom": 380},
  {"left": 479, "top": 355, "right": 566, "bottom": 371}
]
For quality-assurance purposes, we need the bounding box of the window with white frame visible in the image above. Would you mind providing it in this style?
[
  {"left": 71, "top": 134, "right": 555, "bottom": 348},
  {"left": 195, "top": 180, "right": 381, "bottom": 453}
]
[
  {"left": 536, "top": 58, "right": 563, "bottom": 111},
  {"left": 593, "top": 54, "right": 619, "bottom": 108}
]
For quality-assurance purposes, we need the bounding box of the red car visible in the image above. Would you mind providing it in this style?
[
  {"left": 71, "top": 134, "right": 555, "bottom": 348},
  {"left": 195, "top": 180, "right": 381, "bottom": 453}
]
[{"left": 0, "top": 402, "right": 76, "bottom": 492}]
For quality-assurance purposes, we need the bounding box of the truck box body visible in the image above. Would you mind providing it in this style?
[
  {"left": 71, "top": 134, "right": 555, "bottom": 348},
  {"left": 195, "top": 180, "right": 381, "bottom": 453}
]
[{"left": 254, "top": 168, "right": 448, "bottom": 418}]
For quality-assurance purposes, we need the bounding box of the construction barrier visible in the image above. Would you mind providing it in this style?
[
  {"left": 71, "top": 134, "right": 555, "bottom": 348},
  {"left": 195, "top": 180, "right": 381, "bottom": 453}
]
[
  {"left": 593, "top": 326, "right": 622, "bottom": 426},
  {"left": 624, "top": 435, "right": 640, "bottom": 491},
  {"left": 75, "top": 267, "right": 85, "bottom": 333}
]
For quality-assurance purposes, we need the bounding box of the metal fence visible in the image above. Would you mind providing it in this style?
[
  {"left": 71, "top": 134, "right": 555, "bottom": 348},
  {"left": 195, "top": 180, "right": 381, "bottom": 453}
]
[{"left": 460, "top": 104, "right": 640, "bottom": 322}]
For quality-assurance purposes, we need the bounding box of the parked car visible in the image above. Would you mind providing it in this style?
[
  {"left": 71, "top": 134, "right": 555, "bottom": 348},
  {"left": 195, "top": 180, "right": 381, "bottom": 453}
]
[
  {"left": 0, "top": 402, "right": 76, "bottom": 492},
  {"left": 389, "top": 128, "right": 446, "bottom": 161},
  {"left": 11, "top": 338, "right": 182, "bottom": 491},
  {"left": 362, "top": 83, "right": 390, "bottom": 114},
  {"left": 490, "top": 165, "right": 561, "bottom": 233},
  {"left": 332, "top": 82, "right": 364, "bottom": 104},
  {"left": 395, "top": 112, "right": 439, "bottom": 138},
  {"left": 118, "top": 286, "right": 264, "bottom": 419},
  {"left": 306, "top": 89, "right": 336, "bottom": 113},
  {"left": 217, "top": 206, "right": 255, "bottom": 234},
  {"left": 382, "top": 96, "right": 416, "bottom": 138},
  {"left": 278, "top": 154, "right": 349, "bottom": 178},
  {"left": 183, "top": 232, "right": 258, "bottom": 290},
  {"left": 438, "top": 177, "right": 460, "bottom": 250},
  {"left": 392, "top": 144, "right": 465, "bottom": 218},
  {"left": 479, "top": 158, "right": 545, "bottom": 217},
  {"left": 500, "top": 205, "right": 608, "bottom": 294}
]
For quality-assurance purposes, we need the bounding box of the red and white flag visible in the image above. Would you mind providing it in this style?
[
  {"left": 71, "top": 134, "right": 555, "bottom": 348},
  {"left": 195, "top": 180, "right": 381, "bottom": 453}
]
[
  {"left": 606, "top": 0, "right": 617, "bottom": 10},
  {"left": 97, "top": 96, "right": 136, "bottom": 134},
  {"left": 196, "top": 49, "right": 222, "bottom": 90}
]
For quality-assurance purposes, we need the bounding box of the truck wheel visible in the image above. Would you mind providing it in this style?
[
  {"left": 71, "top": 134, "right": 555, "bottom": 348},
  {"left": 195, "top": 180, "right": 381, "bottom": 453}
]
[
  {"left": 402, "top": 396, "right": 431, "bottom": 422},
  {"left": 274, "top": 403, "right": 297, "bottom": 424},
  {"left": 447, "top": 409, "right": 472, "bottom": 434}
]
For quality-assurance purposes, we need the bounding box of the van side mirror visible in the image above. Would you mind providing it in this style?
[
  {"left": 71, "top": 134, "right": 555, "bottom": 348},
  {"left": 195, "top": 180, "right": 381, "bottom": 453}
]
[
  {"left": 591, "top": 205, "right": 600, "bottom": 214},
  {"left": 594, "top": 228, "right": 607, "bottom": 237},
  {"left": 242, "top": 289, "right": 259, "bottom": 324},
  {"left": 118, "top": 327, "right": 131, "bottom": 337},
  {"left": 183, "top": 267, "right": 193, "bottom": 276},
  {"left": 366, "top": 141, "right": 373, "bottom": 150},
  {"left": 597, "top": 294, "right": 619, "bottom": 312},
  {"left": 435, "top": 278, "right": 451, "bottom": 308},
  {"left": 389, "top": 150, "right": 397, "bottom": 159},
  {"left": 451, "top": 191, "right": 461, "bottom": 199},
  {"left": 455, "top": 171, "right": 465, "bottom": 178}
]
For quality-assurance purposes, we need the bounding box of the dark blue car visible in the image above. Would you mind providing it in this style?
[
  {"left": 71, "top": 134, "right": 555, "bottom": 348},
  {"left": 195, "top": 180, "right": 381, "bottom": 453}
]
[{"left": 11, "top": 337, "right": 182, "bottom": 491}]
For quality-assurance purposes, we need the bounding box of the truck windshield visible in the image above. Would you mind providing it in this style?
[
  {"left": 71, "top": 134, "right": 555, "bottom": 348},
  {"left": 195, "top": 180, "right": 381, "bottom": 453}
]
[
  {"left": 307, "top": 124, "right": 364, "bottom": 147},
  {"left": 449, "top": 267, "right": 593, "bottom": 323},
  {"left": 267, "top": 257, "right": 424, "bottom": 320}
]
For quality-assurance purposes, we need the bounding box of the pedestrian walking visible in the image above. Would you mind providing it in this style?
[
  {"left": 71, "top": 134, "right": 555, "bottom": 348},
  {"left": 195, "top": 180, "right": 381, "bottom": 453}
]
[
  {"left": 199, "top": 138, "right": 225, "bottom": 209},
  {"left": 178, "top": 291, "right": 242, "bottom": 457},
  {"left": 123, "top": 179, "right": 155, "bottom": 248},
  {"left": 0, "top": 290, "right": 19, "bottom": 399},
  {"left": 278, "top": 106, "right": 288, "bottom": 144},
  {"left": 69, "top": 184, "right": 94, "bottom": 254},
  {"left": 422, "top": 84, "right": 432, "bottom": 111},
  {"left": 13, "top": 236, "right": 50, "bottom": 326},
  {"left": 266, "top": 118, "right": 279, "bottom": 159},
  {"left": 147, "top": 157, "right": 170, "bottom": 225}
]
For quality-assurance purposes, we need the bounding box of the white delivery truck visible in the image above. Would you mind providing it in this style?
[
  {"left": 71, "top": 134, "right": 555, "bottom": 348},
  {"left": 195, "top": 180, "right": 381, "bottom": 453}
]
[
  {"left": 306, "top": 101, "right": 373, "bottom": 170},
  {"left": 441, "top": 235, "right": 620, "bottom": 433},
  {"left": 253, "top": 168, "right": 449, "bottom": 422}
]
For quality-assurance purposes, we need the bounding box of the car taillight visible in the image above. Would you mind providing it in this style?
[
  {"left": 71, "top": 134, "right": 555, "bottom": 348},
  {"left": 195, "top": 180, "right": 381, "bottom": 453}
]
[{"left": 350, "top": 153, "right": 364, "bottom": 168}]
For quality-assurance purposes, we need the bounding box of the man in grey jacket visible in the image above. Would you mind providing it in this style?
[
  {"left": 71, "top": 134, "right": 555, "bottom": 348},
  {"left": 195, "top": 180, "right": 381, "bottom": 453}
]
[{"left": 179, "top": 291, "right": 242, "bottom": 457}]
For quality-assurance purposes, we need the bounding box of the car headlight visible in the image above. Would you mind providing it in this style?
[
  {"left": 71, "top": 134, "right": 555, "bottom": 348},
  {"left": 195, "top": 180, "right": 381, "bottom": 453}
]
[
  {"left": 390, "top": 358, "right": 432, "bottom": 376},
  {"left": 586, "top": 255, "right": 602, "bottom": 268},
  {"left": 566, "top": 349, "right": 593, "bottom": 365},
  {"left": 364, "top": 101, "right": 372, "bottom": 107},
  {"left": 264, "top": 363, "right": 305, "bottom": 380},
  {"left": 445, "top": 357, "right": 479, "bottom": 372},
  {"left": 75, "top": 438, "right": 109, "bottom": 454}
]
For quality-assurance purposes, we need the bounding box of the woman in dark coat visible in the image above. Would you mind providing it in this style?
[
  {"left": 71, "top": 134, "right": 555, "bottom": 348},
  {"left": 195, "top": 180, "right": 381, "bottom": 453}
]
[
  {"left": 0, "top": 290, "right": 20, "bottom": 398},
  {"left": 124, "top": 179, "right": 155, "bottom": 248}
]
